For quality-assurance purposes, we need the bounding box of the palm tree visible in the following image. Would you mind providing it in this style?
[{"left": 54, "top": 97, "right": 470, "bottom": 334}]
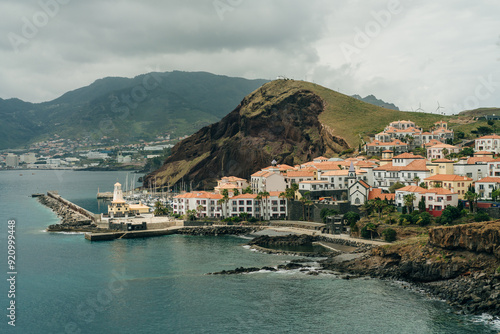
[
  {"left": 413, "top": 176, "right": 420, "bottom": 186},
  {"left": 261, "top": 191, "right": 270, "bottom": 220},
  {"left": 255, "top": 193, "right": 262, "bottom": 220},
  {"left": 196, "top": 205, "right": 204, "bottom": 218},
  {"left": 233, "top": 188, "right": 240, "bottom": 196},
  {"left": 403, "top": 193, "right": 416, "bottom": 214},
  {"left": 221, "top": 189, "right": 230, "bottom": 217},
  {"left": 464, "top": 191, "right": 479, "bottom": 213},
  {"left": 299, "top": 196, "right": 307, "bottom": 221},
  {"left": 217, "top": 198, "right": 225, "bottom": 218}
]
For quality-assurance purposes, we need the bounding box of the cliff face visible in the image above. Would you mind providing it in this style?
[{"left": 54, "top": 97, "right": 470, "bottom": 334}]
[
  {"left": 145, "top": 81, "right": 350, "bottom": 189},
  {"left": 429, "top": 221, "right": 500, "bottom": 259}
]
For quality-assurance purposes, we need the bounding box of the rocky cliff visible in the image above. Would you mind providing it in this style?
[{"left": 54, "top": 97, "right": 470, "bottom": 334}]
[
  {"left": 145, "top": 80, "right": 351, "bottom": 189},
  {"left": 429, "top": 221, "right": 500, "bottom": 258}
]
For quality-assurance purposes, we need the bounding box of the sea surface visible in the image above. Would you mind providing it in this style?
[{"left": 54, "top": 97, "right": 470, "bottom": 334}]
[{"left": 1, "top": 170, "right": 499, "bottom": 333}]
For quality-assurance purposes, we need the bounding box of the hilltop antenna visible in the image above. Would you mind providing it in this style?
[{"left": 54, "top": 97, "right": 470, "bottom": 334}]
[
  {"left": 415, "top": 102, "right": 424, "bottom": 113},
  {"left": 436, "top": 101, "right": 444, "bottom": 114}
]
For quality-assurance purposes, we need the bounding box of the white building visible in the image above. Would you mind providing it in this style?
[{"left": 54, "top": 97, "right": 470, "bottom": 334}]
[
  {"left": 454, "top": 156, "right": 493, "bottom": 181},
  {"left": 372, "top": 153, "right": 430, "bottom": 190},
  {"left": 475, "top": 135, "right": 500, "bottom": 154},
  {"left": 172, "top": 192, "right": 224, "bottom": 218},
  {"left": 5, "top": 153, "right": 19, "bottom": 168},
  {"left": 427, "top": 143, "right": 460, "bottom": 161},
  {"left": 475, "top": 177, "right": 500, "bottom": 199},
  {"left": 395, "top": 185, "right": 458, "bottom": 216},
  {"left": 251, "top": 169, "right": 288, "bottom": 194},
  {"left": 20, "top": 153, "right": 37, "bottom": 164}
]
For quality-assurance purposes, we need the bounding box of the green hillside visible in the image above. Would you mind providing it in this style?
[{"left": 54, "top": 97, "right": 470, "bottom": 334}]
[{"left": 0, "top": 71, "right": 269, "bottom": 149}]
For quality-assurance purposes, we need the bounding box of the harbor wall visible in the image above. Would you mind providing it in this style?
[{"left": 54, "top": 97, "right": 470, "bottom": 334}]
[{"left": 47, "top": 191, "right": 101, "bottom": 223}]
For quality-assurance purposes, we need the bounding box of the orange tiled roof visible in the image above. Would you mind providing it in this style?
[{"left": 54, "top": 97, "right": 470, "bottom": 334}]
[
  {"left": 431, "top": 158, "right": 455, "bottom": 163},
  {"left": 424, "top": 174, "right": 472, "bottom": 181},
  {"left": 476, "top": 177, "right": 500, "bottom": 183},
  {"left": 428, "top": 143, "right": 459, "bottom": 149},
  {"left": 393, "top": 153, "right": 425, "bottom": 159},
  {"left": 321, "top": 170, "right": 366, "bottom": 176},
  {"left": 368, "top": 188, "right": 396, "bottom": 200},
  {"left": 232, "top": 194, "right": 258, "bottom": 199},
  {"left": 396, "top": 185, "right": 427, "bottom": 193},
  {"left": 221, "top": 176, "right": 246, "bottom": 182},
  {"left": 174, "top": 192, "right": 223, "bottom": 199},
  {"left": 477, "top": 135, "right": 500, "bottom": 139},
  {"left": 466, "top": 157, "right": 496, "bottom": 164},
  {"left": 374, "top": 159, "right": 429, "bottom": 172},
  {"left": 285, "top": 171, "right": 315, "bottom": 178},
  {"left": 474, "top": 151, "right": 494, "bottom": 155}
]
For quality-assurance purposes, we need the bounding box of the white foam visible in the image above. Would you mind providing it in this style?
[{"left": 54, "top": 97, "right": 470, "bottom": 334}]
[{"left": 471, "top": 313, "right": 500, "bottom": 330}]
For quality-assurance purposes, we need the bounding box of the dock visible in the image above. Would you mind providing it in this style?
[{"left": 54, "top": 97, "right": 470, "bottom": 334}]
[{"left": 97, "top": 192, "right": 113, "bottom": 200}]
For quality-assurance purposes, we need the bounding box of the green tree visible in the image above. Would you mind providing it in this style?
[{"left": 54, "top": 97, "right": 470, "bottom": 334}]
[
  {"left": 242, "top": 186, "right": 253, "bottom": 194},
  {"left": 361, "top": 223, "right": 377, "bottom": 240},
  {"left": 153, "top": 201, "right": 169, "bottom": 216},
  {"left": 233, "top": 189, "right": 240, "bottom": 196},
  {"left": 382, "top": 228, "right": 397, "bottom": 242},
  {"left": 403, "top": 193, "right": 416, "bottom": 213},
  {"left": 459, "top": 147, "right": 474, "bottom": 157},
  {"left": 474, "top": 211, "right": 490, "bottom": 222},
  {"left": 389, "top": 182, "right": 405, "bottom": 193},
  {"left": 464, "top": 191, "right": 479, "bottom": 213},
  {"left": 197, "top": 205, "right": 204, "bottom": 218},
  {"left": 418, "top": 196, "right": 426, "bottom": 212},
  {"left": 491, "top": 188, "right": 500, "bottom": 201}
]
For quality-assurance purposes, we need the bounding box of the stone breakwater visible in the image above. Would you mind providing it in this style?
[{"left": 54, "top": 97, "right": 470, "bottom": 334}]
[
  {"left": 38, "top": 195, "right": 107, "bottom": 233},
  {"left": 175, "top": 226, "right": 264, "bottom": 236}
]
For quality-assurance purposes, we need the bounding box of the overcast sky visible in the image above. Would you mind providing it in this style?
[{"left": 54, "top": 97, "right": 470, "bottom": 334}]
[{"left": 1, "top": 0, "right": 499, "bottom": 114}]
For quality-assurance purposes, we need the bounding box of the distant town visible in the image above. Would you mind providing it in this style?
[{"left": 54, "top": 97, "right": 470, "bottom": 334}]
[{"left": 0, "top": 132, "right": 188, "bottom": 170}]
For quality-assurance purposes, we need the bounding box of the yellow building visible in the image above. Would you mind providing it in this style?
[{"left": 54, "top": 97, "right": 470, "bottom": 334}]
[
  {"left": 424, "top": 174, "right": 473, "bottom": 199},
  {"left": 427, "top": 158, "right": 455, "bottom": 176}
]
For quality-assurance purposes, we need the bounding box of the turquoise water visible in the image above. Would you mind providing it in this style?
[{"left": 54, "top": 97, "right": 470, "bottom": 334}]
[{"left": 1, "top": 170, "right": 499, "bottom": 333}]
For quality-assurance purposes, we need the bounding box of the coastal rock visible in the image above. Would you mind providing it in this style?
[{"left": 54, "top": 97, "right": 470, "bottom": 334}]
[{"left": 429, "top": 221, "right": 500, "bottom": 259}]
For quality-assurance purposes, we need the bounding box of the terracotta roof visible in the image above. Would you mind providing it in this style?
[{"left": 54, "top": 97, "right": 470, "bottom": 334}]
[
  {"left": 393, "top": 153, "right": 425, "bottom": 159},
  {"left": 321, "top": 170, "right": 366, "bottom": 176},
  {"left": 368, "top": 188, "right": 395, "bottom": 200},
  {"left": 285, "top": 171, "right": 315, "bottom": 178},
  {"left": 396, "top": 185, "right": 427, "bottom": 193},
  {"left": 357, "top": 180, "right": 370, "bottom": 188},
  {"left": 314, "top": 156, "right": 328, "bottom": 160},
  {"left": 215, "top": 184, "right": 243, "bottom": 189},
  {"left": 374, "top": 159, "right": 429, "bottom": 172},
  {"left": 174, "top": 192, "right": 223, "bottom": 199},
  {"left": 382, "top": 149, "right": 393, "bottom": 153},
  {"left": 424, "top": 140, "right": 444, "bottom": 147},
  {"left": 422, "top": 188, "right": 457, "bottom": 195},
  {"left": 476, "top": 177, "right": 500, "bottom": 183},
  {"left": 474, "top": 151, "right": 494, "bottom": 155},
  {"left": 366, "top": 139, "right": 407, "bottom": 147},
  {"left": 466, "top": 157, "right": 495, "bottom": 164},
  {"left": 428, "top": 143, "right": 459, "bottom": 149},
  {"left": 300, "top": 180, "right": 329, "bottom": 184},
  {"left": 431, "top": 158, "right": 455, "bottom": 163},
  {"left": 268, "top": 191, "right": 284, "bottom": 197},
  {"left": 424, "top": 175, "right": 472, "bottom": 181},
  {"left": 312, "top": 162, "right": 341, "bottom": 170},
  {"left": 232, "top": 194, "right": 258, "bottom": 199},
  {"left": 477, "top": 135, "right": 500, "bottom": 139},
  {"left": 221, "top": 176, "right": 246, "bottom": 182}
]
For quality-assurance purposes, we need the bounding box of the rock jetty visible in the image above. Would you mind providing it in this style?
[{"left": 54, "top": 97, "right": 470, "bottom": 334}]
[{"left": 176, "top": 226, "right": 263, "bottom": 236}]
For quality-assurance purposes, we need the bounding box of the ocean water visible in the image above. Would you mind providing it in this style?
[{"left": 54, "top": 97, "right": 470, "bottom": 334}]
[{"left": 1, "top": 170, "right": 499, "bottom": 334}]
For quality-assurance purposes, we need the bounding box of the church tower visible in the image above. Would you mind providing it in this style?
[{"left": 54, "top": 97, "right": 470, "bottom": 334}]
[{"left": 347, "top": 162, "right": 356, "bottom": 188}]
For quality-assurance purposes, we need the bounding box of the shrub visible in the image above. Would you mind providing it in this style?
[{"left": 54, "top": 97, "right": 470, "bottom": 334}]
[
  {"left": 231, "top": 216, "right": 242, "bottom": 223},
  {"left": 382, "top": 228, "right": 397, "bottom": 242},
  {"left": 361, "top": 223, "right": 378, "bottom": 239},
  {"left": 344, "top": 211, "right": 360, "bottom": 226},
  {"left": 398, "top": 214, "right": 413, "bottom": 225},
  {"left": 417, "top": 212, "right": 432, "bottom": 226},
  {"left": 385, "top": 217, "right": 397, "bottom": 225},
  {"left": 474, "top": 211, "right": 490, "bottom": 222},
  {"left": 248, "top": 216, "right": 258, "bottom": 223}
]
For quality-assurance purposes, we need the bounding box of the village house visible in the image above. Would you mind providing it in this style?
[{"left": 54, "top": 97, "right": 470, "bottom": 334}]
[
  {"left": 475, "top": 134, "right": 500, "bottom": 154},
  {"left": 426, "top": 143, "right": 460, "bottom": 160},
  {"left": 475, "top": 177, "right": 500, "bottom": 200},
  {"left": 454, "top": 155, "right": 495, "bottom": 181},
  {"left": 214, "top": 176, "right": 249, "bottom": 196},
  {"left": 172, "top": 191, "right": 223, "bottom": 218},
  {"left": 423, "top": 174, "right": 473, "bottom": 199},
  {"left": 371, "top": 153, "right": 430, "bottom": 190},
  {"left": 395, "top": 185, "right": 458, "bottom": 217}
]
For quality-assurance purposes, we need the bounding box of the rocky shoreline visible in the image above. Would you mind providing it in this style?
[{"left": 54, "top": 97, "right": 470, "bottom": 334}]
[{"left": 175, "top": 226, "right": 263, "bottom": 236}]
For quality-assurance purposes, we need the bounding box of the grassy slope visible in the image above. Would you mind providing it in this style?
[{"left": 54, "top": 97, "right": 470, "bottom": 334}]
[{"left": 254, "top": 80, "right": 497, "bottom": 148}]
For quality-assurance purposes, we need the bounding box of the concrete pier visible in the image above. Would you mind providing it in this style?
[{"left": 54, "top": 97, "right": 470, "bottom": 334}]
[{"left": 85, "top": 227, "right": 181, "bottom": 241}]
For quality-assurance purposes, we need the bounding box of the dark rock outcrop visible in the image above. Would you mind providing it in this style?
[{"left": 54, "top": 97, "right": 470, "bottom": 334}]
[
  {"left": 176, "top": 226, "right": 262, "bottom": 236},
  {"left": 429, "top": 221, "right": 500, "bottom": 258}
]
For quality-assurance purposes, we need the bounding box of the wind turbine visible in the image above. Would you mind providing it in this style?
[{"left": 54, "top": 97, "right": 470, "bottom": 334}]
[
  {"left": 436, "top": 101, "right": 444, "bottom": 114},
  {"left": 415, "top": 103, "right": 424, "bottom": 112}
]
